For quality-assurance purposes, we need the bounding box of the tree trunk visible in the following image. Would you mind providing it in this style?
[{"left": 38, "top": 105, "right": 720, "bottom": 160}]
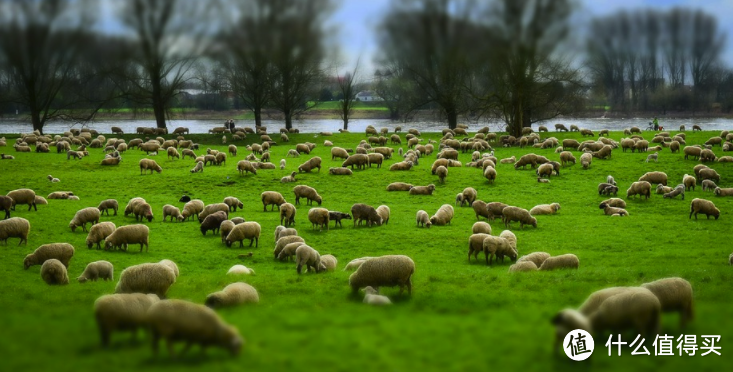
[
  {"left": 343, "top": 117, "right": 349, "bottom": 130},
  {"left": 151, "top": 76, "right": 167, "bottom": 129},
  {"left": 446, "top": 109, "right": 457, "bottom": 130},
  {"left": 31, "top": 110, "right": 43, "bottom": 135},
  {"left": 254, "top": 108, "right": 262, "bottom": 128},
  {"left": 284, "top": 109, "right": 293, "bottom": 130}
]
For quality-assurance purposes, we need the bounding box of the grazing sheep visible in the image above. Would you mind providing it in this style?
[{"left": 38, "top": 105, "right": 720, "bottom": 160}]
[
  {"left": 93, "top": 293, "right": 160, "bottom": 347},
  {"left": 460, "top": 187, "right": 478, "bottom": 206},
  {"left": 7, "top": 188, "right": 37, "bottom": 211},
  {"left": 485, "top": 202, "right": 509, "bottom": 221},
  {"left": 273, "top": 235, "right": 305, "bottom": 258},
  {"left": 663, "top": 184, "right": 686, "bottom": 199},
  {"left": 147, "top": 299, "right": 242, "bottom": 357},
  {"left": 517, "top": 252, "right": 551, "bottom": 267},
  {"left": 698, "top": 168, "right": 721, "bottom": 183},
  {"left": 472, "top": 221, "right": 492, "bottom": 234},
  {"left": 160, "top": 204, "right": 182, "bottom": 222},
  {"left": 559, "top": 151, "right": 576, "bottom": 166},
  {"left": 429, "top": 204, "right": 454, "bottom": 226},
  {"left": 483, "top": 166, "right": 497, "bottom": 184},
  {"left": 599, "top": 203, "right": 629, "bottom": 216},
  {"left": 387, "top": 182, "right": 413, "bottom": 191},
  {"left": 85, "top": 222, "right": 116, "bottom": 249},
  {"left": 293, "top": 185, "right": 322, "bottom": 206},
  {"left": 645, "top": 152, "right": 658, "bottom": 162},
  {"left": 295, "top": 245, "right": 323, "bottom": 274},
  {"left": 236, "top": 160, "right": 257, "bottom": 175},
  {"left": 69, "top": 207, "right": 100, "bottom": 232},
  {"left": 115, "top": 262, "right": 176, "bottom": 298},
  {"left": 320, "top": 254, "right": 338, "bottom": 271},
  {"left": 221, "top": 197, "right": 244, "bottom": 212},
  {"left": 230, "top": 217, "right": 246, "bottom": 225},
  {"left": 539, "top": 254, "right": 579, "bottom": 270},
  {"left": 409, "top": 184, "right": 436, "bottom": 195},
  {"left": 225, "top": 222, "right": 261, "bottom": 247},
  {"left": 261, "top": 191, "right": 286, "bottom": 211},
  {"left": 307, "top": 208, "right": 330, "bottom": 231},
  {"left": 683, "top": 146, "right": 702, "bottom": 160},
  {"left": 468, "top": 233, "right": 491, "bottom": 262},
  {"left": 627, "top": 181, "right": 652, "bottom": 199},
  {"left": 536, "top": 163, "right": 554, "bottom": 178},
  {"left": 501, "top": 206, "right": 537, "bottom": 229},
  {"left": 351, "top": 203, "right": 383, "bottom": 227},
  {"left": 133, "top": 202, "right": 154, "bottom": 222},
  {"left": 41, "top": 259, "right": 69, "bottom": 285},
  {"left": 580, "top": 152, "right": 592, "bottom": 169},
  {"left": 0, "top": 217, "right": 30, "bottom": 245},
  {"left": 24, "top": 243, "right": 74, "bottom": 269},
  {"left": 529, "top": 203, "right": 560, "bottom": 216},
  {"left": 220, "top": 220, "right": 236, "bottom": 244},
  {"left": 416, "top": 210, "right": 431, "bottom": 228},
  {"left": 702, "top": 179, "right": 717, "bottom": 191},
  {"left": 588, "top": 287, "right": 661, "bottom": 338},
  {"left": 640, "top": 277, "right": 694, "bottom": 327},
  {"left": 279, "top": 203, "right": 296, "bottom": 226},
  {"left": 104, "top": 225, "right": 149, "bottom": 252},
  {"left": 205, "top": 282, "right": 259, "bottom": 308},
  {"left": 97, "top": 199, "right": 118, "bottom": 216},
  {"left": 181, "top": 199, "right": 204, "bottom": 221},
  {"left": 689, "top": 198, "right": 720, "bottom": 220},
  {"left": 435, "top": 165, "right": 448, "bottom": 183},
  {"left": 227, "top": 264, "right": 255, "bottom": 275},
  {"left": 482, "top": 231, "right": 518, "bottom": 265},
  {"left": 277, "top": 241, "right": 305, "bottom": 261},
  {"left": 298, "top": 156, "right": 322, "bottom": 173},
  {"left": 139, "top": 158, "right": 162, "bottom": 174},
  {"left": 376, "top": 205, "right": 390, "bottom": 225},
  {"left": 78, "top": 260, "right": 114, "bottom": 283},
  {"left": 200, "top": 211, "right": 228, "bottom": 236},
  {"left": 348, "top": 255, "right": 414, "bottom": 295}
]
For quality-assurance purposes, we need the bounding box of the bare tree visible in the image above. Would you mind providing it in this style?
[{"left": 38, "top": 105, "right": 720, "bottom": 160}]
[
  {"left": 689, "top": 10, "right": 725, "bottom": 111},
  {"left": 118, "top": 0, "right": 215, "bottom": 129},
  {"left": 336, "top": 58, "right": 362, "bottom": 130},
  {"left": 374, "top": 66, "right": 418, "bottom": 122},
  {"left": 0, "top": 0, "right": 108, "bottom": 134}
]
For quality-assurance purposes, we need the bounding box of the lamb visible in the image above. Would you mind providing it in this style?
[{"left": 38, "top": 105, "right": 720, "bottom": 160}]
[
  {"left": 295, "top": 245, "right": 323, "bottom": 274},
  {"left": 220, "top": 220, "right": 236, "bottom": 244},
  {"left": 351, "top": 203, "right": 383, "bottom": 227},
  {"left": 205, "top": 282, "right": 259, "bottom": 308},
  {"left": 147, "top": 299, "right": 243, "bottom": 357},
  {"left": 237, "top": 160, "right": 257, "bottom": 175},
  {"left": 93, "top": 293, "right": 160, "bottom": 347},
  {"left": 580, "top": 152, "right": 592, "bottom": 169},
  {"left": 361, "top": 286, "right": 392, "bottom": 305},
  {"left": 133, "top": 202, "right": 154, "bottom": 222},
  {"left": 702, "top": 179, "right": 718, "bottom": 191},
  {"left": 320, "top": 254, "right": 338, "bottom": 271},
  {"left": 307, "top": 208, "right": 330, "bottom": 231},
  {"left": 227, "top": 264, "right": 255, "bottom": 275},
  {"left": 435, "top": 165, "right": 448, "bottom": 183},
  {"left": 162, "top": 204, "right": 183, "bottom": 222},
  {"left": 41, "top": 259, "right": 69, "bottom": 285},
  {"left": 468, "top": 233, "right": 491, "bottom": 262},
  {"left": 47, "top": 175, "right": 60, "bottom": 183},
  {"left": 559, "top": 151, "right": 576, "bottom": 166},
  {"left": 663, "top": 184, "right": 686, "bottom": 199},
  {"left": 0, "top": 217, "right": 30, "bottom": 245},
  {"left": 85, "top": 221, "right": 116, "bottom": 249},
  {"left": 97, "top": 199, "right": 118, "bottom": 216},
  {"left": 77, "top": 260, "right": 114, "bottom": 283},
  {"left": 640, "top": 277, "right": 694, "bottom": 327},
  {"left": 298, "top": 156, "right": 322, "bottom": 172},
  {"left": 501, "top": 206, "right": 537, "bottom": 229},
  {"left": 638, "top": 171, "right": 668, "bottom": 185},
  {"left": 225, "top": 222, "right": 261, "bottom": 247},
  {"left": 626, "top": 181, "right": 652, "bottom": 199},
  {"left": 689, "top": 198, "right": 720, "bottom": 219},
  {"left": 222, "top": 196, "right": 244, "bottom": 212},
  {"left": 387, "top": 182, "right": 413, "bottom": 191},
  {"left": 24, "top": 243, "right": 74, "bottom": 269},
  {"left": 599, "top": 202, "right": 629, "bottom": 216},
  {"left": 539, "top": 254, "right": 579, "bottom": 270},
  {"left": 529, "top": 203, "right": 561, "bottom": 216},
  {"left": 409, "top": 184, "right": 436, "bottom": 195},
  {"left": 472, "top": 221, "right": 492, "bottom": 234},
  {"left": 69, "top": 207, "right": 100, "bottom": 232},
  {"left": 287, "top": 149, "right": 299, "bottom": 157},
  {"left": 588, "top": 287, "right": 661, "bottom": 338},
  {"left": 115, "top": 262, "right": 176, "bottom": 298},
  {"left": 139, "top": 158, "right": 162, "bottom": 174},
  {"left": 517, "top": 252, "right": 551, "bottom": 267},
  {"left": 104, "top": 224, "right": 149, "bottom": 252},
  {"left": 429, "top": 204, "right": 454, "bottom": 226},
  {"left": 279, "top": 203, "right": 296, "bottom": 226},
  {"left": 181, "top": 199, "right": 204, "bottom": 221},
  {"left": 200, "top": 211, "right": 228, "bottom": 236},
  {"left": 261, "top": 191, "right": 286, "bottom": 211},
  {"left": 7, "top": 188, "right": 37, "bottom": 211},
  {"left": 348, "top": 255, "right": 414, "bottom": 295},
  {"left": 376, "top": 205, "right": 390, "bottom": 225},
  {"left": 277, "top": 241, "right": 306, "bottom": 261},
  {"left": 416, "top": 210, "right": 431, "bottom": 228},
  {"left": 460, "top": 187, "right": 478, "bottom": 206}
]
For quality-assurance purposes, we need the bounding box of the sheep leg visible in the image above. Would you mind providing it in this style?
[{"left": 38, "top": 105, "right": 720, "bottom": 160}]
[{"left": 166, "top": 338, "right": 176, "bottom": 358}]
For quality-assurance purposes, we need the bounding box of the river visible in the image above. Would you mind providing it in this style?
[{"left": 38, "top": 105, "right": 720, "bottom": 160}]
[{"left": 1, "top": 117, "right": 732, "bottom": 134}]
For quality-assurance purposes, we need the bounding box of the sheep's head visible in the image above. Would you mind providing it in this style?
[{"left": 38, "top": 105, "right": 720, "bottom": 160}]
[
  {"left": 77, "top": 276, "right": 88, "bottom": 283},
  {"left": 69, "top": 223, "right": 77, "bottom": 232},
  {"left": 23, "top": 255, "right": 32, "bottom": 270},
  {"left": 599, "top": 203, "right": 608, "bottom": 210}
]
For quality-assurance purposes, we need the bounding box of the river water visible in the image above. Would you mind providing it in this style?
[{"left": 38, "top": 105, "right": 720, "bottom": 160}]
[{"left": 1, "top": 117, "right": 732, "bottom": 134}]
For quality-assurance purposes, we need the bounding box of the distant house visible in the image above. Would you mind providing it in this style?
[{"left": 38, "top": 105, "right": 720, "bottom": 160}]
[{"left": 355, "top": 91, "right": 383, "bottom": 102}]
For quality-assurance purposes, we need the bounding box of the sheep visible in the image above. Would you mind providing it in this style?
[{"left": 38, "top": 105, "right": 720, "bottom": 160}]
[
  {"left": 588, "top": 287, "right": 661, "bottom": 338},
  {"left": 227, "top": 264, "right": 255, "bottom": 275},
  {"left": 717, "top": 155, "right": 733, "bottom": 162},
  {"left": 307, "top": 208, "right": 330, "bottom": 231},
  {"left": 205, "top": 282, "right": 259, "bottom": 308},
  {"left": 689, "top": 198, "right": 720, "bottom": 220},
  {"left": 517, "top": 252, "right": 551, "bottom": 268},
  {"left": 319, "top": 254, "right": 338, "bottom": 271},
  {"left": 0, "top": 217, "right": 30, "bottom": 245},
  {"left": 501, "top": 206, "right": 537, "bottom": 229},
  {"left": 538, "top": 254, "right": 579, "bottom": 271},
  {"left": 0, "top": 195, "right": 12, "bottom": 219},
  {"left": 97, "top": 199, "right": 118, "bottom": 216},
  {"left": 640, "top": 277, "right": 694, "bottom": 328},
  {"left": 78, "top": 260, "right": 114, "bottom": 283},
  {"left": 486, "top": 202, "right": 509, "bottom": 221},
  {"left": 277, "top": 241, "right": 305, "bottom": 261},
  {"left": 599, "top": 202, "right": 629, "bottom": 216},
  {"left": 349, "top": 255, "right": 414, "bottom": 295},
  {"left": 47, "top": 175, "right": 60, "bottom": 183},
  {"left": 219, "top": 220, "right": 236, "bottom": 244},
  {"left": 292, "top": 185, "right": 322, "bottom": 206},
  {"left": 626, "top": 181, "right": 652, "bottom": 199},
  {"left": 298, "top": 156, "right": 322, "bottom": 173},
  {"left": 360, "top": 286, "right": 392, "bottom": 305},
  {"left": 536, "top": 163, "right": 554, "bottom": 179},
  {"left": 159, "top": 204, "right": 182, "bottom": 222},
  {"left": 376, "top": 205, "right": 390, "bottom": 225},
  {"left": 387, "top": 182, "right": 413, "bottom": 191},
  {"left": 472, "top": 221, "right": 492, "bottom": 235},
  {"left": 389, "top": 160, "right": 413, "bottom": 171},
  {"left": 714, "top": 187, "right": 733, "bottom": 197},
  {"left": 416, "top": 210, "right": 431, "bottom": 228},
  {"left": 7, "top": 188, "right": 37, "bottom": 211},
  {"left": 429, "top": 204, "right": 454, "bottom": 226},
  {"left": 104, "top": 224, "right": 149, "bottom": 252},
  {"left": 93, "top": 293, "right": 160, "bottom": 347},
  {"left": 115, "top": 262, "right": 176, "bottom": 298},
  {"left": 279, "top": 202, "right": 296, "bottom": 227},
  {"left": 147, "top": 299, "right": 243, "bottom": 357},
  {"left": 580, "top": 152, "right": 592, "bottom": 169},
  {"left": 529, "top": 203, "right": 560, "bottom": 216},
  {"left": 434, "top": 165, "right": 448, "bottom": 183},
  {"left": 85, "top": 222, "right": 116, "bottom": 249},
  {"left": 200, "top": 211, "right": 228, "bottom": 236},
  {"left": 351, "top": 203, "right": 383, "bottom": 227},
  {"left": 702, "top": 179, "right": 717, "bottom": 191},
  {"left": 69, "top": 207, "right": 100, "bottom": 232},
  {"left": 508, "top": 261, "right": 538, "bottom": 272},
  {"left": 132, "top": 202, "right": 154, "bottom": 223},
  {"left": 261, "top": 191, "right": 286, "bottom": 211},
  {"left": 645, "top": 152, "right": 658, "bottom": 163},
  {"left": 138, "top": 158, "right": 162, "bottom": 175},
  {"left": 483, "top": 231, "right": 518, "bottom": 265},
  {"left": 24, "top": 243, "right": 74, "bottom": 269},
  {"left": 295, "top": 245, "right": 323, "bottom": 274},
  {"left": 559, "top": 151, "right": 576, "bottom": 166},
  {"left": 225, "top": 222, "right": 261, "bottom": 247},
  {"left": 273, "top": 235, "right": 305, "bottom": 258},
  {"left": 39, "top": 259, "right": 69, "bottom": 285},
  {"left": 409, "top": 184, "right": 436, "bottom": 195},
  {"left": 592, "top": 145, "right": 613, "bottom": 159},
  {"left": 181, "top": 199, "right": 204, "bottom": 221},
  {"left": 468, "top": 233, "right": 491, "bottom": 262},
  {"left": 482, "top": 166, "right": 497, "bottom": 184},
  {"left": 698, "top": 168, "right": 721, "bottom": 183},
  {"left": 47, "top": 191, "right": 71, "bottom": 200},
  {"left": 683, "top": 146, "right": 702, "bottom": 160},
  {"left": 663, "top": 184, "right": 686, "bottom": 199}
]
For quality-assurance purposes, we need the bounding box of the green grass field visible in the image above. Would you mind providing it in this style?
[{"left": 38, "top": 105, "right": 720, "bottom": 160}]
[{"left": 0, "top": 128, "right": 731, "bottom": 372}]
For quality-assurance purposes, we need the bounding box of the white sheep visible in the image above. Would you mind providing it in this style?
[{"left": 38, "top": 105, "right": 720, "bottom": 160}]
[
  {"left": 227, "top": 264, "right": 255, "bottom": 275},
  {"left": 529, "top": 203, "right": 560, "bottom": 216},
  {"left": 104, "top": 224, "right": 149, "bottom": 252},
  {"left": 78, "top": 260, "right": 114, "bottom": 283},
  {"left": 69, "top": 207, "right": 101, "bottom": 232},
  {"left": 349, "top": 255, "right": 414, "bottom": 295},
  {"left": 0, "top": 217, "right": 30, "bottom": 245},
  {"left": 416, "top": 210, "right": 431, "bottom": 228},
  {"left": 41, "top": 259, "right": 69, "bottom": 285},
  {"left": 24, "top": 243, "right": 74, "bottom": 269},
  {"left": 640, "top": 277, "right": 694, "bottom": 328},
  {"left": 115, "top": 262, "right": 176, "bottom": 298},
  {"left": 205, "top": 282, "right": 259, "bottom": 308},
  {"left": 539, "top": 254, "right": 579, "bottom": 270},
  {"left": 362, "top": 286, "right": 392, "bottom": 306},
  {"left": 93, "top": 293, "right": 160, "bottom": 347},
  {"left": 225, "top": 222, "right": 261, "bottom": 247},
  {"left": 295, "top": 244, "right": 323, "bottom": 274}
]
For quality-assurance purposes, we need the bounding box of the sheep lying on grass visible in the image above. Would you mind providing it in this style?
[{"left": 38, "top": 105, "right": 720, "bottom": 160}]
[
  {"left": 205, "top": 282, "right": 259, "bottom": 308},
  {"left": 362, "top": 286, "right": 392, "bottom": 306}
]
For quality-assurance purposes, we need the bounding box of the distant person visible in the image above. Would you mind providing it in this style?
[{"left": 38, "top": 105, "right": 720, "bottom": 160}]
[{"left": 653, "top": 117, "right": 659, "bottom": 131}]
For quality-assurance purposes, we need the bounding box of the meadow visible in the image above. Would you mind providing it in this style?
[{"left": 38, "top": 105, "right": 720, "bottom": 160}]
[{"left": 0, "top": 127, "right": 731, "bottom": 372}]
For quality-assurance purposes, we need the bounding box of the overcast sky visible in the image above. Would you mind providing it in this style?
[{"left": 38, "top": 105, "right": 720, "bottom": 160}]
[{"left": 332, "top": 0, "right": 733, "bottom": 77}]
